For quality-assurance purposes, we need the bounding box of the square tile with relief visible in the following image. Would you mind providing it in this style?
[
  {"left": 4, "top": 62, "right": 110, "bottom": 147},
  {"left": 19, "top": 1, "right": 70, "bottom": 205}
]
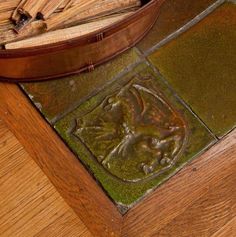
[{"left": 54, "top": 63, "right": 215, "bottom": 209}]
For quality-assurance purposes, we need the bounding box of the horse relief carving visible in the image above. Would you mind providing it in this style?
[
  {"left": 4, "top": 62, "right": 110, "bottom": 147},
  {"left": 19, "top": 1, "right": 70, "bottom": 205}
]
[{"left": 73, "top": 73, "right": 188, "bottom": 182}]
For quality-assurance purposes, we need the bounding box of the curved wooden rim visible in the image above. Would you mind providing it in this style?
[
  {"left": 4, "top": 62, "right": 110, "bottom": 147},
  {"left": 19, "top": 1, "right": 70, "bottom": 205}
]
[
  {"left": 0, "top": 11, "right": 158, "bottom": 83},
  {"left": 0, "top": 0, "right": 160, "bottom": 58}
]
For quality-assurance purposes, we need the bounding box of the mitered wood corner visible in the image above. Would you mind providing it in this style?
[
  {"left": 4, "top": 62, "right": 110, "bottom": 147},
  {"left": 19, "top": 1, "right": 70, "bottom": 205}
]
[{"left": 0, "top": 82, "right": 235, "bottom": 237}]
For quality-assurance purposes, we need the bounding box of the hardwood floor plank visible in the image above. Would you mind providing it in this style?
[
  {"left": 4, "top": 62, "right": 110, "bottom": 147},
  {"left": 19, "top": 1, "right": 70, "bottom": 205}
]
[
  {"left": 211, "top": 217, "right": 236, "bottom": 237},
  {"left": 34, "top": 210, "right": 91, "bottom": 237},
  {"left": 155, "top": 168, "right": 236, "bottom": 236},
  {"left": 0, "top": 120, "right": 92, "bottom": 237}
]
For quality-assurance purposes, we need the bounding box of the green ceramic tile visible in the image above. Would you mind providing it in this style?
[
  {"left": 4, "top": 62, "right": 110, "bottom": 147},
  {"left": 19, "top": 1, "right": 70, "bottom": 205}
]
[
  {"left": 21, "top": 49, "right": 140, "bottom": 123},
  {"left": 149, "top": 3, "right": 236, "bottom": 137},
  {"left": 137, "top": 0, "right": 218, "bottom": 52},
  {"left": 55, "top": 63, "right": 215, "bottom": 208}
]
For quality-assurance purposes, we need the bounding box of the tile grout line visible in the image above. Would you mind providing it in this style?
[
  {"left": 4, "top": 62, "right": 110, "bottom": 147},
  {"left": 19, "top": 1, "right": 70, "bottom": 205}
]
[
  {"left": 19, "top": 0, "right": 226, "bottom": 128},
  {"left": 136, "top": 47, "right": 219, "bottom": 141},
  {"left": 50, "top": 48, "right": 146, "bottom": 125},
  {"left": 149, "top": 62, "right": 219, "bottom": 141},
  {"left": 218, "top": 126, "right": 236, "bottom": 140},
  {"left": 143, "top": 0, "right": 226, "bottom": 57},
  {"left": 133, "top": 2, "right": 225, "bottom": 140},
  {"left": 35, "top": 0, "right": 226, "bottom": 125}
]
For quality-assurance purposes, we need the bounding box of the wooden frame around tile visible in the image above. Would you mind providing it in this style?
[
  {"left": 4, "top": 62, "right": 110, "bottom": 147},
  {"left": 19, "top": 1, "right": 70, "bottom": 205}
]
[{"left": 0, "top": 83, "right": 235, "bottom": 237}]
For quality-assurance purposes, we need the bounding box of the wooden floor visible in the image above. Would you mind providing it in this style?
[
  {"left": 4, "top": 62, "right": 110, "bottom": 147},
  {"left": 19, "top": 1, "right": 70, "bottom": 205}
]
[{"left": 0, "top": 119, "right": 91, "bottom": 237}]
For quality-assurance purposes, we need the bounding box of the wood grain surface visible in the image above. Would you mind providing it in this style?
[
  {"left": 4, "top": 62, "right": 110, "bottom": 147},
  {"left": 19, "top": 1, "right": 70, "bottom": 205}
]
[
  {"left": 0, "top": 82, "right": 122, "bottom": 237},
  {"left": 211, "top": 217, "right": 236, "bottom": 237},
  {"left": 0, "top": 120, "right": 91, "bottom": 237},
  {"left": 123, "top": 129, "right": 236, "bottom": 237}
]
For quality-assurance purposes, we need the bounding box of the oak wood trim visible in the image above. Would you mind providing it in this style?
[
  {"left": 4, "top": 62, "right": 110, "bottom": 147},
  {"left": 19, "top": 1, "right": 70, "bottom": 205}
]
[
  {"left": 211, "top": 217, "right": 236, "bottom": 237},
  {"left": 0, "top": 82, "right": 122, "bottom": 237},
  {"left": 123, "top": 129, "right": 236, "bottom": 237}
]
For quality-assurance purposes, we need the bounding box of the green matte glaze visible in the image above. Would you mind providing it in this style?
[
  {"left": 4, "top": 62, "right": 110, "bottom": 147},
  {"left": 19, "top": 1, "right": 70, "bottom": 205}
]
[
  {"left": 21, "top": 49, "right": 140, "bottom": 122},
  {"left": 55, "top": 63, "right": 215, "bottom": 206},
  {"left": 149, "top": 3, "right": 236, "bottom": 137},
  {"left": 137, "top": 0, "right": 217, "bottom": 52}
]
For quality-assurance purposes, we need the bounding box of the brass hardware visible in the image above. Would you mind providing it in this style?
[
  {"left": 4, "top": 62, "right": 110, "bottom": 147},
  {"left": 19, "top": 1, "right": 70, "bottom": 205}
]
[
  {"left": 96, "top": 32, "right": 104, "bottom": 42},
  {"left": 87, "top": 62, "right": 95, "bottom": 72}
]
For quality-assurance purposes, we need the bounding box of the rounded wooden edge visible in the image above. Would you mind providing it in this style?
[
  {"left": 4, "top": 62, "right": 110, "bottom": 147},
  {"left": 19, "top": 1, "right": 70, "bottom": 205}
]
[
  {"left": 0, "top": 0, "right": 164, "bottom": 58},
  {"left": 0, "top": 0, "right": 165, "bottom": 82},
  {"left": 0, "top": 12, "right": 157, "bottom": 83}
]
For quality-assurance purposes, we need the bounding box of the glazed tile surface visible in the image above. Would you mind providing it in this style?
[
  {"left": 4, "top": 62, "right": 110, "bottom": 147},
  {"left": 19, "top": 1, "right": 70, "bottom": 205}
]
[
  {"left": 137, "top": 0, "right": 218, "bottom": 52},
  {"left": 149, "top": 3, "right": 236, "bottom": 137},
  {"left": 21, "top": 49, "right": 140, "bottom": 122},
  {"left": 55, "top": 63, "right": 215, "bottom": 207}
]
